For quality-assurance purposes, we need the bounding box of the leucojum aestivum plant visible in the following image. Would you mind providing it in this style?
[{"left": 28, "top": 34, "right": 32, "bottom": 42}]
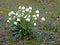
[{"left": 7, "top": 6, "right": 40, "bottom": 41}]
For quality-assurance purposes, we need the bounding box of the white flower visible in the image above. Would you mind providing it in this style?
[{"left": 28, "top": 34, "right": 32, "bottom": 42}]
[
  {"left": 33, "top": 15, "right": 36, "bottom": 18},
  {"left": 36, "top": 10, "right": 39, "bottom": 14},
  {"left": 22, "top": 6, "right": 25, "bottom": 10},
  {"left": 34, "top": 17, "right": 37, "bottom": 20},
  {"left": 26, "top": 8, "right": 29, "bottom": 11},
  {"left": 15, "top": 12, "right": 18, "bottom": 16},
  {"left": 8, "top": 13, "right": 11, "bottom": 16},
  {"left": 7, "top": 20, "right": 10, "bottom": 23},
  {"left": 29, "top": 6, "right": 32, "bottom": 10},
  {"left": 29, "top": 10, "right": 32, "bottom": 13},
  {"left": 22, "top": 10, "right": 25, "bottom": 13},
  {"left": 10, "top": 11, "right": 15, "bottom": 15},
  {"left": 26, "top": 18, "right": 30, "bottom": 22},
  {"left": 14, "top": 22, "right": 17, "bottom": 25},
  {"left": 36, "top": 14, "right": 39, "bottom": 17},
  {"left": 8, "top": 11, "right": 15, "bottom": 16},
  {"left": 17, "top": 18, "right": 20, "bottom": 21},
  {"left": 24, "top": 15, "right": 27, "bottom": 19},
  {"left": 28, "top": 15, "right": 31, "bottom": 18},
  {"left": 13, "top": 16, "right": 16, "bottom": 19},
  {"left": 19, "top": 6, "right": 22, "bottom": 9},
  {"left": 9, "top": 17, "right": 12, "bottom": 20},
  {"left": 41, "top": 17, "right": 45, "bottom": 21},
  {"left": 10, "top": 11, "right": 14, "bottom": 13},
  {"left": 34, "top": 23, "right": 36, "bottom": 26}
]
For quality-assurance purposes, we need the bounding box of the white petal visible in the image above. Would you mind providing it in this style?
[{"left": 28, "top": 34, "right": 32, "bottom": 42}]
[
  {"left": 8, "top": 13, "right": 11, "bottom": 16},
  {"left": 41, "top": 17, "right": 45, "bottom": 21},
  {"left": 24, "top": 15, "right": 27, "bottom": 19},
  {"left": 17, "top": 18, "right": 20, "bottom": 21},
  {"left": 9, "top": 18, "right": 12, "bottom": 20},
  {"left": 26, "top": 8, "right": 29, "bottom": 11},
  {"left": 34, "top": 17, "right": 37, "bottom": 20},
  {"left": 29, "top": 10, "right": 32, "bottom": 13},
  {"left": 13, "top": 16, "right": 16, "bottom": 19},
  {"left": 26, "top": 18, "right": 30, "bottom": 22},
  {"left": 36, "top": 10, "right": 39, "bottom": 14},
  {"left": 7, "top": 20, "right": 10, "bottom": 23},
  {"left": 15, "top": 12, "right": 18, "bottom": 16},
  {"left": 10, "top": 11, "right": 15, "bottom": 15},
  {"left": 29, "top": 6, "right": 32, "bottom": 10},
  {"left": 36, "top": 14, "right": 39, "bottom": 17},
  {"left": 22, "top": 10, "right": 25, "bottom": 13},
  {"left": 19, "top": 6, "right": 22, "bottom": 9},
  {"left": 8, "top": 11, "right": 15, "bottom": 16},
  {"left": 34, "top": 23, "right": 36, "bottom": 26},
  {"left": 22, "top": 6, "right": 25, "bottom": 10},
  {"left": 14, "top": 22, "right": 17, "bottom": 25},
  {"left": 33, "top": 15, "right": 36, "bottom": 18}
]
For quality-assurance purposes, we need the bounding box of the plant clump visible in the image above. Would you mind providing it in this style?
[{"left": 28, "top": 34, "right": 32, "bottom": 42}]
[{"left": 7, "top": 6, "right": 40, "bottom": 41}]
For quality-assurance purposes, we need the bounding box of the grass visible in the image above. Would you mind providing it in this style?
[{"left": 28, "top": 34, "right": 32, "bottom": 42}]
[{"left": 0, "top": 0, "right": 60, "bottom": 45}]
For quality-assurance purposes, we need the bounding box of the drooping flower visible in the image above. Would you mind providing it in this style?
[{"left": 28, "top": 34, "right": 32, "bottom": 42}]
[
  {"left": 19, "top": 6, "right": 22, "bottom": 9},
  {"left": 8, "top": 17, "right": 12, "bottom": 20},
  {"left": 33, "top": 15, "right": 36, "bottom": 18},
  {"left": 14, "top": 22, "right": 17, "bottom": 25},
  {"left": 28, "top": 15, "right": 31, "bottom": 18},
  {"left": 22, "top": 13, "right": 24, "bottom": 15},
  {"left": 26, "top": 18, "right": 30, "bottom": 22},
  {"left": 17, "top": 15, "right": 21, "bottom": 18},
  {"left": 24, "top": 15, "right": 27, "bottom": 19},
  {"left": 34, "top": 23, "right": 36, "bottom": 26},
  {"left": 36, "top": 14, "right": 39, "bottom": 17},
  {"left": 8, "top": 11, "right": 15, "bottom": 16},
  {"left": 7, "top": 20, "right": 10, "bottom": 23},
  {"left": 10, "top": 11, "right": 15, "bottom": 14},
  {"left": 36, "top": 10, "right": 39, "bottom": 14},
  {"left": 22, "top": 6, "right": 25, "bottom": 10},
  {"left": 34, "top": 17, "right": 37, "bottom": 20},
  {"left": 41, "top": 17, "right": 45, "bottom": 21},
  {"left": 15, "top": 12, "right": 19, "bottom": 16},
  {"left": 26, "top": 8, "right": 29, "bottom": 11},
  {"left": 13, "top": 16, "right": 16, "bottom": 19},
  {"left": 17, "top": 18, "right": 20, "bottom": 21},
  {"left": 8, "top": 13, "right": 11, "bottom": 16},
  {"left": 22, "top": 10, "right": 25, "bottom": 13},
  {"left": 56, "top": 16, "right": 60, "bottom": 20},
  {"left": 57, "top": 18, "right": 59, "bottom": 20},
  {"left": 29, "top": 10, "right": 32, "bottom": 13},
  {"left": 29, "top": 6, "right": 32, "bottom": 10}
]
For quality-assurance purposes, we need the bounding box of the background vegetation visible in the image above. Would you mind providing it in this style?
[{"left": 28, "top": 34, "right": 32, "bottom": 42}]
[{"left": 0, "top": 0, "right": 60, "bottom": 45}]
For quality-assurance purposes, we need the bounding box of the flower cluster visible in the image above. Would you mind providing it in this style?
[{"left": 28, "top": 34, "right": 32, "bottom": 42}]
[
  {"left": 7, "top": 6, "right": 40, "bottom": 26},
  {"left": 7, "top": 6, "right": 40, "bottom": 40}
]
